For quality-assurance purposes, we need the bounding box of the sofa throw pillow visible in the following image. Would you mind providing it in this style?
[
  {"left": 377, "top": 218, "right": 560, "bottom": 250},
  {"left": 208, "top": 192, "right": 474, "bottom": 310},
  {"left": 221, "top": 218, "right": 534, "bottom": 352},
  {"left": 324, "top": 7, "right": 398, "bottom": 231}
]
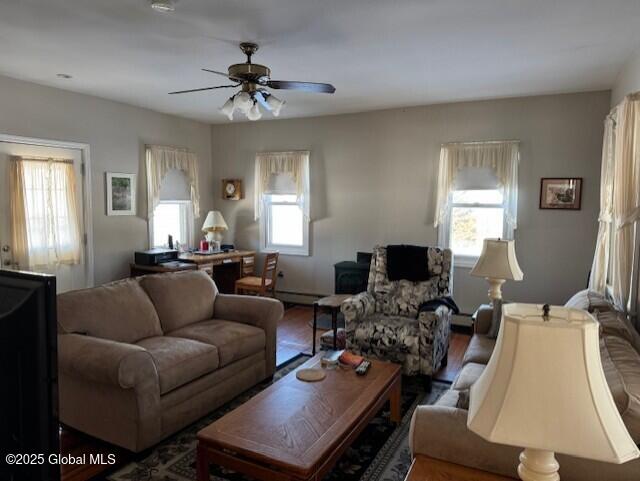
[
  {"left": 564, "top": 289, "right": 613, "bottom": 312},
  {"left": 386, "top": 244, "right": 430, "bottom": 282}
]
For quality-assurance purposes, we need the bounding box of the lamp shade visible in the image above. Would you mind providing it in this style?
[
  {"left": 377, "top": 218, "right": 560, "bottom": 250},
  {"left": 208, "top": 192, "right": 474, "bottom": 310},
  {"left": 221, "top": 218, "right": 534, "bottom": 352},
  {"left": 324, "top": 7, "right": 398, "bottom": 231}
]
[
  {"left": 468, "top": 303, "right": 640, "bottom": 464},
  {"left": 201, "top": 210, "right": 228, "bottom": 232},
  {"left": 470, "top": 238, "right": 523, "bottom": 281}
]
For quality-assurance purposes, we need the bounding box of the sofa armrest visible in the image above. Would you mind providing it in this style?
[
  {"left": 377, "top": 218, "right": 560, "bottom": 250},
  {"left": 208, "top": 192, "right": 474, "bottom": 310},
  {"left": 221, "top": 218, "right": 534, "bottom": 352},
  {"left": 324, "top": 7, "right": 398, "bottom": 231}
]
[
  {"left": 57, "top": 334, "right": 157, "bottom": 389},
  {"left": 213, "top": 294, "right": 283, "bottom": 377},
  {"left": 410, "top": 405, "right": 520, "bottom": 478},
  {"left": 341, "top": 292, "right": 376, "bottom": 331},
  {"left": 474, "top": 304, "right": 494, "bottom": 335}
]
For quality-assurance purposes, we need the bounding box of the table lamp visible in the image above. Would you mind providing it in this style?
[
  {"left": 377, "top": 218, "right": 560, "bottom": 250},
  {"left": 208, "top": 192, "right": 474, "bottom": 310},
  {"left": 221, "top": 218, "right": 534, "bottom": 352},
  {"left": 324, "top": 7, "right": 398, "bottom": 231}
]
[
  {"left": 470, "top": 238, "right": 523, "bottom": 303},
  {"left": 201, "top": 210, "right": 228, "bottom": 252},
  {"left": 468, "top": 303, "right": 640, "bottom": 481}
]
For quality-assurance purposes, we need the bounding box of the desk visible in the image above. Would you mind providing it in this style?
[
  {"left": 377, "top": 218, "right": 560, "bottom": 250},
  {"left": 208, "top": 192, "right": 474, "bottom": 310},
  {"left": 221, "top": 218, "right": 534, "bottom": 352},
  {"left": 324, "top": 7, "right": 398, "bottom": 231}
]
[
  {"left": 130, "top": 261, "right": 197, "bottom": 277},
  {"left": 131, "top": 250, "right": 256, "bottom": 294}
]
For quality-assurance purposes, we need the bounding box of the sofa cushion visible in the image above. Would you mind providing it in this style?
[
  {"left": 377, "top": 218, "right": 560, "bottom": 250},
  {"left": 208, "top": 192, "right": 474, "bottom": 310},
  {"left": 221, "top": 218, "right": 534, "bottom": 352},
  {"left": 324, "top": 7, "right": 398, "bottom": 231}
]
[
  {"left": 140, "top": 271, "right": 218, "bottom": 332},
  {"left": 596, "top": 310, "right": 640, "bottom": 354},
  {"left": 600, "top": 335, "right": 640, "bottom": 443},
  {"left": 57, "top": 278, "right": 162, "bottom": 343},
  {"left": 462, "top": 335, "right": 495, "bottom": 366},
  {"left": 435, "top": 389, "right": 461, "bottom": 408},
  {"left": 136, "top": 336, "right": 219, "bottom": 394},
  {"left": 452, "top": 362, "right": 485, "bottom": 391},
  {"left": 169, "top": 319, "right": 266, "bottom": 367}
]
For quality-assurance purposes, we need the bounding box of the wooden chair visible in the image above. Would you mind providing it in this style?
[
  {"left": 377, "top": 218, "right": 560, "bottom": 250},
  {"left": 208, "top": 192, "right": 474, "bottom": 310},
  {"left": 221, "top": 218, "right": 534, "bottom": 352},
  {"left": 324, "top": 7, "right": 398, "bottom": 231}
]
[{"left": 235, "top": 252, "right": 279, "bottom": 297}]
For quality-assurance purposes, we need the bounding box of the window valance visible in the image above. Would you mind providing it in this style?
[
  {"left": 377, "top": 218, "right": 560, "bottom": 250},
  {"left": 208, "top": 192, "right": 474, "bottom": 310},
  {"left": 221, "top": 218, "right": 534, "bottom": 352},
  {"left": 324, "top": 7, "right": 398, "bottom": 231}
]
[
  {"left": 254, "top": 151, "right": 310, "bottom": 220},
  {"left": 145, "top": 145, "right": 200, "bottom": 219},
  {"left": 434, "top": 141, "right": 520, "bottom": 230}
]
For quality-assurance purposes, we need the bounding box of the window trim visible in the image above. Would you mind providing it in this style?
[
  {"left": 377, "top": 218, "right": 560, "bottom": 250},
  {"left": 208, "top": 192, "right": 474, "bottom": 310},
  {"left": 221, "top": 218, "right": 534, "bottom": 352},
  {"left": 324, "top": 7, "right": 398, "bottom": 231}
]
[
  {"left": 260, "top": 194, "right": 310, "bottom": 256},
  {"left": 438, "top": 190, "right": 512, "bottom": 268},
  {"left": 149, "top": 200, "right": 194, "bottom": 249}
]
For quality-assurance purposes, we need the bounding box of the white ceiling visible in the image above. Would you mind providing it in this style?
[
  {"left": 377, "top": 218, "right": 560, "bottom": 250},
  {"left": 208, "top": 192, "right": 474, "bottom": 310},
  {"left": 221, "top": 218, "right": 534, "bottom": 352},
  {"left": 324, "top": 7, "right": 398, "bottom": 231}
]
[{"left": 1, "top": 0, "right": 640, "bottom": 123}]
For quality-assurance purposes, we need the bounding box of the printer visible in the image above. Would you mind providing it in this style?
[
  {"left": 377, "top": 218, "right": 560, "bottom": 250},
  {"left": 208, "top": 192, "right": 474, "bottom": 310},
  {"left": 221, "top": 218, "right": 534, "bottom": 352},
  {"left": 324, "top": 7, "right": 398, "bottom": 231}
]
[{"left": 134, "top": 248, "right": 179, "bottom": 266}]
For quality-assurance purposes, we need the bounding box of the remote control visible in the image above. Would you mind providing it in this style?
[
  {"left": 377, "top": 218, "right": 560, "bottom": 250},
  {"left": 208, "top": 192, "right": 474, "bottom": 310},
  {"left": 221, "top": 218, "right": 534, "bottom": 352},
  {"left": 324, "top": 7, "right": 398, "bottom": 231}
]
[{"left": 355, "top": 360, "right": 371, "bottom": 376}]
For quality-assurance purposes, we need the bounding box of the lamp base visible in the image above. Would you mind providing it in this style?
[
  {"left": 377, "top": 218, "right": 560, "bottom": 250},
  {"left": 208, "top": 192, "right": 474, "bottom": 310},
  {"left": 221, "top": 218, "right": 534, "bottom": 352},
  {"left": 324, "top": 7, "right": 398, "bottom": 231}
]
[
  {"left": 486, "top": 277, "right": 506, "bottom": 301},
  {"left": 517, "top": 448, "right": 560, "bottom": 481}
]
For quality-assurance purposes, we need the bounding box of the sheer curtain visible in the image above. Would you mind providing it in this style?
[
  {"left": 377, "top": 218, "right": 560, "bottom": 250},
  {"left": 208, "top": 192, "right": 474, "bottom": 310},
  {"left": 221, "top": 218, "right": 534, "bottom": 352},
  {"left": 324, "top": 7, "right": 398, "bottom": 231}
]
[
  {"left": 254, "top": 151, "right": 310, "bottom": 220},
  {"left": 611, "top": 95, "right": 640, "bottom": 310},
  {"left": 589, "top": 116, "right": 616, "bottom": 293},
  {"left": 434, "top": 141, "right": 520, "bottom": 231},
  {"left": 590, "top": 93, "right": 640, "bottom": 311},
  {"left": 145, "top": 145, "right": 200, "bottom": 219},
  {"left": 10, "top": 157, "right": 82, "bottom": 269}
]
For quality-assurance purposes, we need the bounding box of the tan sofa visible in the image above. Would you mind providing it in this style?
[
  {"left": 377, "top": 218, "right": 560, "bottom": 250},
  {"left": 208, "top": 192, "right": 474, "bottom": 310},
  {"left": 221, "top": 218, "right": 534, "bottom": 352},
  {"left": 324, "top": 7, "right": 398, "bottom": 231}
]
[
  {"left": 410, "top": 291, "right": 640, "bottom": 480},
  {"left": 56, "top": 270, "right": 283, "bottom": 452}
]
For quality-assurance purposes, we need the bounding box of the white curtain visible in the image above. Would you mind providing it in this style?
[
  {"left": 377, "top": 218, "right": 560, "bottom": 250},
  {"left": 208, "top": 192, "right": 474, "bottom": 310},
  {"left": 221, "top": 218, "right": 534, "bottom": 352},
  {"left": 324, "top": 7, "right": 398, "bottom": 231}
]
[
  {"left": 611, "top": 95, "right": 640, "bottom": 310},
  {"left": 145, "top": 145, "right": 200, "bottom": 219},
  {"left": 10, "top": 157, "right": 82, "bottom": 269},
  {"left": 589, "top": 116, "right": 616, "bottom": 293},
  {"left": 254, "top": 151, "right": 310, "bottom": 220},
  {"left": 434, "top": 141, "right": 520, "bottom": 231}
]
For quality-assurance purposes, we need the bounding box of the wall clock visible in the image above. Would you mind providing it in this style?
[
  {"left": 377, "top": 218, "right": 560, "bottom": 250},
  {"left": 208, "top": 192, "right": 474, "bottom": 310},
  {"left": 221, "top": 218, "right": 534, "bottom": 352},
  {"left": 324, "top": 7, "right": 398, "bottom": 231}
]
[{"left": 222, "top": 179, "right": 242, "bottom": 200}]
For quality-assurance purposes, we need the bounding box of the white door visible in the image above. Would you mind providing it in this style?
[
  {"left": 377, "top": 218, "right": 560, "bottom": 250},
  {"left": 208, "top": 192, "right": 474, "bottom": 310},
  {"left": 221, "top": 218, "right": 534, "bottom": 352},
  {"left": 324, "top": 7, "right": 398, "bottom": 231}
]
[{"left": 0, "top": 141, "right": 88, "bottom": 293}]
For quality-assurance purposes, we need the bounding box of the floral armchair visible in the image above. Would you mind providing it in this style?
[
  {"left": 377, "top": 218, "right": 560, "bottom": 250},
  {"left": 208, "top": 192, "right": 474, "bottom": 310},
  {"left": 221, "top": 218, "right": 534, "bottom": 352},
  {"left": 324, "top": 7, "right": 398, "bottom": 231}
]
[{"left": 341, "top": 245, "right": 452, "bottom": 381}]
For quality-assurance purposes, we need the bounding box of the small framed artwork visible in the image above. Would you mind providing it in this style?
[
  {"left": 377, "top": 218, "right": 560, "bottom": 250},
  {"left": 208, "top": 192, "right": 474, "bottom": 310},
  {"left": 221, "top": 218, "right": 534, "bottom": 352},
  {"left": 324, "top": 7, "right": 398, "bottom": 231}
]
[
  {"left": 539, "top": 177, "right": 582, "bottom": 210},
  {"left": 222, "top": 179, "right": 243, "bottom": 200},
  {"left": 106, "top": 172, "right": 136, "bottom": 216}
]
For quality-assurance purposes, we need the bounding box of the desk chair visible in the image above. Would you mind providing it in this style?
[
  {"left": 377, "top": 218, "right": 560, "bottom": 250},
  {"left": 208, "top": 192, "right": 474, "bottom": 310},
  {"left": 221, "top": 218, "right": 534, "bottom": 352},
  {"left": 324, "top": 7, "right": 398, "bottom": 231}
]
[{"left": 235, "top": 252, "right": 279, "bottom": 297}]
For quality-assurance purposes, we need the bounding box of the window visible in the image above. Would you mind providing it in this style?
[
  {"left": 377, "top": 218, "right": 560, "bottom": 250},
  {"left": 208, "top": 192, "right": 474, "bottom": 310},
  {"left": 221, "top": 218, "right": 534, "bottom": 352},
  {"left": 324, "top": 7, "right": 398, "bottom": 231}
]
[
  {"left": 446, "top": 189, "right": 506, "bottom": 264},
  {"left": 151, "top": 201, "right": 193, "bottom": 248},
  {"left": 435, "top": 141, "right": 519, "bottom": 268},
  {"left": 261, "top": 193, "right": 309, "bottom": 255},
  {"left": 255, "top": 151, "right": 310, "bottom": 256},
  {"left": 10, "top": 158, "right": 82, "bottom": 268}
]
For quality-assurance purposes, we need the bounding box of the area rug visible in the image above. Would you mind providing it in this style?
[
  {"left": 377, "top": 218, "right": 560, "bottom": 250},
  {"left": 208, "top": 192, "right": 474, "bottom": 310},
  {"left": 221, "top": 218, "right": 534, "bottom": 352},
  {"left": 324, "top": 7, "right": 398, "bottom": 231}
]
[{"left": 106, "top": 356, "right": 448, "bottom": 481}]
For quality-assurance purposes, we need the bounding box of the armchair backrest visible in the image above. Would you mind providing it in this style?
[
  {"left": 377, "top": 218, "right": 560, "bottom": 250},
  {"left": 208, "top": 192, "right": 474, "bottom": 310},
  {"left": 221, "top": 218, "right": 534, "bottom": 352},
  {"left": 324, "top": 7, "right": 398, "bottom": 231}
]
[{"left": 366, "top": 245, "right": 452, "bottom": 317}]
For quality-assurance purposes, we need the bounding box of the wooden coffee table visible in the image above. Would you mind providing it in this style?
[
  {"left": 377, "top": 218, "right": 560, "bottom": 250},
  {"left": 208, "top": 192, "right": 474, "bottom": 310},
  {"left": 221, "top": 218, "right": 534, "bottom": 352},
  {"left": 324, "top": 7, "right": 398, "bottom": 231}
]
[{"left": 196, "top": 354, "right": 402, "bottom": 481}]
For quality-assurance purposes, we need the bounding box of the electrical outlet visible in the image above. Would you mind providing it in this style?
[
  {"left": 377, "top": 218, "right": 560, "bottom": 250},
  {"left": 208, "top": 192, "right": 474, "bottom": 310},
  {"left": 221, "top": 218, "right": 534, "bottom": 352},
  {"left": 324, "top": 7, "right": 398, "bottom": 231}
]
[{"left": 277, "top": 270, "right": 284, "bottom": 278}]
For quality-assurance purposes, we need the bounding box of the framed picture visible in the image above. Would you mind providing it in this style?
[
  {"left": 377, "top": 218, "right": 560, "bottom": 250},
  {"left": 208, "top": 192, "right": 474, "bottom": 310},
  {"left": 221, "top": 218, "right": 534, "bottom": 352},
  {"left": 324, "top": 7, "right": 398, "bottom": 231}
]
[
  {"left": 106, "top": 172, "right": 136, "bottom": 215},
  {"left": 222, "top": 179, "right": 243, "bottom": 200},
  {"left": 539, "top": 177, "right": 582, "bottom": 210}
]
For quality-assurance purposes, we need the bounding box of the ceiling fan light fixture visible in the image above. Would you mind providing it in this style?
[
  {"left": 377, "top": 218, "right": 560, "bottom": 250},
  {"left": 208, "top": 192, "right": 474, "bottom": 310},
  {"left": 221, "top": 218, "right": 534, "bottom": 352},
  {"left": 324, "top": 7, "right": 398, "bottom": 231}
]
[
  {"left": 233, "top": 92, "right": 252, "bottom": 113},
  {"left": 150, "top": 0, "right": 175, "bottom": 12},
  {"left": 247, "top": 101, "right": 262, "bottom": 121},
  {"left": 220, "top": 97, "right": 235, "bottom": 121},
  {"left": 265, "top": 94, "right": 285, "bottom": 117}
]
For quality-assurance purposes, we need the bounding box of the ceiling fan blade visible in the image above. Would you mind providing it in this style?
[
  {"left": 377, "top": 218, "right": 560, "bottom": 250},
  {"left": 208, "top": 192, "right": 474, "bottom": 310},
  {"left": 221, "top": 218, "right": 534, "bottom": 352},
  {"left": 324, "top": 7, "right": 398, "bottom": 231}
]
[
  {"left": 168, "top": 84, "right": 239, "bottom": 95},
  {"left": 253, "top": 91, "right": 272, "bottom": 111},
  {"left": 266, "top": 80, "right": 335, "bottom": 94},
  {"left": 202, "top": 68, "right": 244, "bottom": 82}
]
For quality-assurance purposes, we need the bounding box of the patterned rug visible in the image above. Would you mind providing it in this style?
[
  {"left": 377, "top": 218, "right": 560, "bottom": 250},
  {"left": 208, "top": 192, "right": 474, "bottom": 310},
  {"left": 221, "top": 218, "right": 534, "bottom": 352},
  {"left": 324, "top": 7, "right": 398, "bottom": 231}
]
[{"left": 106, "top": 355, "right": 448, "bottom": 481}]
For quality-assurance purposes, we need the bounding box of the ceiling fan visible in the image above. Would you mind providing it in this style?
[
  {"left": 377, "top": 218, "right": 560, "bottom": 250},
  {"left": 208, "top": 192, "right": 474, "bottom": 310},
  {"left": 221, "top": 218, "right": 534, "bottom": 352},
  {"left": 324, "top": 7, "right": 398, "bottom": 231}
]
[{"left": 169, "top": 42, "right": 336, "bottom": 121}]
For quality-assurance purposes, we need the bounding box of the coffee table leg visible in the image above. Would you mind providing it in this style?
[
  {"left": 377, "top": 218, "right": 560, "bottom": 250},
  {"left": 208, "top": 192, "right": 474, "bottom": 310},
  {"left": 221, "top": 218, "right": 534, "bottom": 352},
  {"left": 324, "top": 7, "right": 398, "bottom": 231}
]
[
  {"left": 390, "top": 376, "right": 402, "bottom": 424},
  {"left": 312, "top": 303, "right": 318, "bottom": 355},
  {"left": 197, "top": 443, "right": 209, "bottom": 481}
]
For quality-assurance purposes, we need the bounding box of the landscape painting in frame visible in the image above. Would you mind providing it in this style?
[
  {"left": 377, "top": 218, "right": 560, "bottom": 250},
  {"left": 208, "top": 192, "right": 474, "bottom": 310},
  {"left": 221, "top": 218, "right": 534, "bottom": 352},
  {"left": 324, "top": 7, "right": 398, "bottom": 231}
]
[
  {"left": 539, "top": 177, "right": 582, "bottom": 210},
  {"left": 106, "top": 172, "right": 136, "bottom": 215}
]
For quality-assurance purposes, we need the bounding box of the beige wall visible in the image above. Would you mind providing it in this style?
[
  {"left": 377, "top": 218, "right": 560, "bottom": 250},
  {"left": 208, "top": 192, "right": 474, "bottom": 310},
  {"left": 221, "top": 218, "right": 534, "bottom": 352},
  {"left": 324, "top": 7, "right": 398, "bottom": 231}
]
[
  {"left": 0, "top": 74, "right": 213, "bottom": 285},
  {"left": 211, "top": 91, "right": 610, "bottom": 313},
  {"left": 612, "top": 47, "right": 640, "bottom": 106}
]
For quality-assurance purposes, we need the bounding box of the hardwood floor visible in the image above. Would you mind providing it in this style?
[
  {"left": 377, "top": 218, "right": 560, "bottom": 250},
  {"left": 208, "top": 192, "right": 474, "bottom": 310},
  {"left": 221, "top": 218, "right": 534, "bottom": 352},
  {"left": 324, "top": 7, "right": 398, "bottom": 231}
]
[{"left": 60, "top": 304, "right": 470, "bottom": 481}]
